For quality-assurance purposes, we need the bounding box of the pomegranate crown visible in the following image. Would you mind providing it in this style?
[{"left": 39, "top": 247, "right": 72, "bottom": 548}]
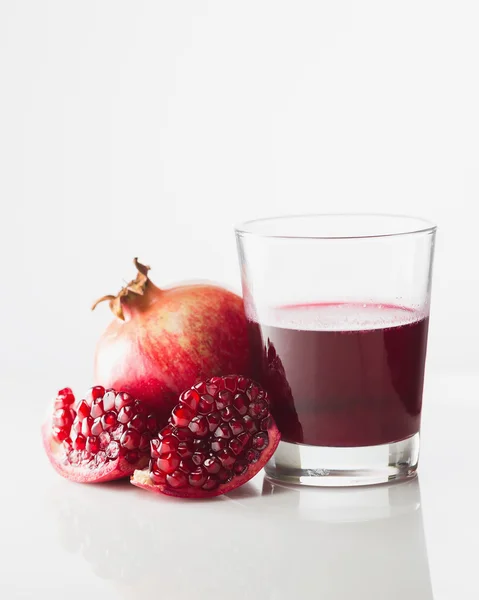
[{"left": 92, "top": 258, "right": 151, "bottom": 321}]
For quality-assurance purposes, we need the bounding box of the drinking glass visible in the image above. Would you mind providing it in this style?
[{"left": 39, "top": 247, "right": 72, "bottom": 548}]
[{"left": 235, "top": 214, "right": 436, "bottom": 486}]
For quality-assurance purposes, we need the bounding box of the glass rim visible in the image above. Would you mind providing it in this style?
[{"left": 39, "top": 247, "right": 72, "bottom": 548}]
[{"left": 235, "top": 213, "right": 437, "bottom": 241}]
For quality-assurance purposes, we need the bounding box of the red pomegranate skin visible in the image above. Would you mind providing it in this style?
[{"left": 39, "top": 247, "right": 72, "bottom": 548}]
[{"left": 94, "top": 282, "right": 251, "bottom": 426}]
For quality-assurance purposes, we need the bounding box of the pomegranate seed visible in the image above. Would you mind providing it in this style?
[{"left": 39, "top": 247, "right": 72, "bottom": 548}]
[
  {"left": 120, "top": 429, "right": 141, "bottom": 450},
  {"left": 202, "top": 476, "right": 219, "bottom": 491},
  {"left": 246, "top": 384, "right": 260, "bottom": 401},
  {"left": 158, "top": 435, "right": 179, "bottom": 454},
  {"left": 177, "top": 441, "right": 194, "bottom": 458},
  {"left": 74, "top": 434, "right": 86, "bottom": 450},
  {"left": 180, "top": 389, "right": 200, "bottom": 411},
  {"left": 115, "top": 392, "right": 133, "bottom": 411},
  {"left": 77, "top": 400, "right": 90, "bottom": 421},
  {"left": 206, "top": 382, "right": 219, "bottom": 396},
  {"left": 207, "top": 411, "right": 221, "bottom": 432},
  {"left": 125, "top": 451, "right": 140, "bottom": 464},
  {"left": 86, "top": 436, "right": 100, "bottom": 453},
  {"left": 233, "top": 393, "right": 248, "bottom": 415},
  {"left": 150, "top": 469, "right": 167, "bottom": 485},
  {"left": 220, "top": 406, "right": 236, "bottom": 422},
  {"left": 63, "top": 437, "right": 73, "bottom": 452},
  {"left": 193, "top": 438, "right": 207, "bottom": 450},
  {"left": 57, "top": 388, "right": 75, "bottom": 406},
  {"left": 89, "top": 417, "right": 103, "bottom": 435},
  {"left": 234, "top": 460, "right": 248, "bottom": 475},
  {"left": 198, "top": 394, "right": 215, "bottom": 414},
  {"left": 246, "top": 449, "right": 259, "bottom": 463},
  {"left": 203, "top": 457, "right": 221, "bottom": 474},
  {"left": 229, "top": 439, "right": 243, "bottom": 456},
  {"left": 166, "top": 471, "right": 187, "bottom": 489},
  {"left": 102, "top": 390, "right": 116, "bottom": 412},
  {"left": 192, "top": 452, "right": 207, "bottom": 466},
  {"left": 208, "top": 376, "right": 223, "bottom": 388},
  {"left": 161, "top": 426, "right": 175, "bottom": 438},
  {"left": 229, "top": 419, "right": 244, "bottom": 436},
  {"left": 236, "top": 377, "right": 249, "bottom": 392},
  {"left": 139, "top": 434, "right": 150, "bottom": 452},
  {"left": 251, "top": 400, "right": 268, "bottom": 418},
  {"left": 261, "top": 416, "right": 273, "bottom": 431},
  {"left": 217, "top": 449, "right": 236, "bottom": 469},
  {"left": 217, "top": 468, "right": 231, "bottom": 483},
  {"left": 194, "top": 381, "right": 208, "bottom": 394},
  {"left": 86, "top": 386, "right": 105, "bottom": 404},
  {"left": 224, "top": 376, "right": 238, "bottom": 392},
  {"left": 179, "top": 458, "right": 195, "bottom": 473},
  {"left": 118, "top": 405, "right": 134, "bottom": 424},
  {"left": 171, "top": 405, "right": 194, "bottom": 428},
  {"left": 216, "top": 390, "right": 233, "bottom": 410},
  {"left": 214, "top": 424, "right": 231, "bottom": 439},
  {"left": 146, "top": 414, "right": 158, "bottom": 432},
  {"left": 173, "top": 427, "right": 192, "bottom": 442},
  {"left": 253, "top": 432, "right": 269, "bottom": 450},
  {"left": 248, "top": 400, "right": 265, "bottom": 418},
  {"left": 237, "top": 432, "right": 251, "bottom": 449},
  {"left": 72, "top": 419, "right": 82, "bottom": 434},
  {"left": 101, "top": 411, "right": 117, "bottom": 429},
  {"left": 157, "top": 453, "right": 180, "bottom": 474},
  {"left": 106, "top": 440, "right": 120, "bottom": 459},
  {"left": 211, "top": 438, "right": 227, "bottom": 453},
  {"left": 130, "top": 414, "right": 146, "bottom": 433},
  {"left": 91, "top": 418, "right": 103, "bottom": 436},
  {"left": 188, "top": 416, "right": 208, "bottom": 436},
  {"left": 150, "top": 438, "right": 161, "bottom": 459},
  {"left": 53, "top": 408, "right": 73, "bottom": 428},
  {"left": 52, "top": 427, "right": 68, "bottom": 442},
  {"left": 90, "top": 400, "right": 104, "bottom": 418},
  {"left": 189, "top": 468, "right": 207, "bottom": 487},
  {"left": 81, "top": 417, "right": 93, "bottom": 437},
  {"left": 243, "top": 415, "right": 259, "bottom": 434}
]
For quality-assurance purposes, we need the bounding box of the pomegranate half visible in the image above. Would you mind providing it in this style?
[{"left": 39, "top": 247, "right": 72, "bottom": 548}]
[
  {"left": 131, "top": 375, "right": 280, "bottom": 498},
  {"left": 43, "top": 386, "right": 159, "bottom": 483},
  {"left": 92, "top": 259, "right": 251, "bottom": 427}
]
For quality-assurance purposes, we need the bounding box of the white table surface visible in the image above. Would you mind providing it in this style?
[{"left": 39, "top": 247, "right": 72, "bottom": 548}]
[{"left": 2, "top": 373, "right": 476, "bottom": 599}]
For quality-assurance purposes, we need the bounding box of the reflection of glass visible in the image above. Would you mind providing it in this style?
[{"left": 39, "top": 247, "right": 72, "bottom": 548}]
[
  {"left": 260, "top": 477, "right": 433, "bottom": 599},
  {"left": 236, "top": 214, "right": 436, "bottom": 486}
]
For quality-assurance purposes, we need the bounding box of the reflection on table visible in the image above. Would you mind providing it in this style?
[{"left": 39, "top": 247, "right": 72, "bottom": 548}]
[{"left": 50, "top": 475, "right": 432, "bottom": 599}]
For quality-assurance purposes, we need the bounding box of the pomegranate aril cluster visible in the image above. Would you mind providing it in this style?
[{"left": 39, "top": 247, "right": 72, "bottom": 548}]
[
  {"left": 149, "top": 376, "right": 271, "bottom": 492},
  {"left": 52, "top": 386, "right": 158, "bottom": 469}
]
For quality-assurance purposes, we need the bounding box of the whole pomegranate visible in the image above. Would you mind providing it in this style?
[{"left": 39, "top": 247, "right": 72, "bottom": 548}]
[{"left": 92, "top": 259, "right": 250, "bottom": 426}]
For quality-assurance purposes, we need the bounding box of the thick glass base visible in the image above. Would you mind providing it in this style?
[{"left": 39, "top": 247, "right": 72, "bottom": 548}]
[{"left": 265, "top": 433, "right": 420, "bottom": 487}]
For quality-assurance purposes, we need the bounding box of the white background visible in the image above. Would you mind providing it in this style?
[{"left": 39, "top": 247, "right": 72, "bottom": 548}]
[
  {"left": 1, "top": 4, "right": 479, "bottom": 599},
  {"left": 1, "top": 1, "right": 478, "bottom": 390}
]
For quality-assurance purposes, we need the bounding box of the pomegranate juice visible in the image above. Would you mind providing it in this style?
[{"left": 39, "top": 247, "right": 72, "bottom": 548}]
[{"left": 248, "top": 303, "right": 429, "bottom": 447}]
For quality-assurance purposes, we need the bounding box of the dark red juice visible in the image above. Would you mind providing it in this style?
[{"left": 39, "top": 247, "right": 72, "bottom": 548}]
[{"left": 248, "top": 303, "right": 429, "bottom": 447}]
